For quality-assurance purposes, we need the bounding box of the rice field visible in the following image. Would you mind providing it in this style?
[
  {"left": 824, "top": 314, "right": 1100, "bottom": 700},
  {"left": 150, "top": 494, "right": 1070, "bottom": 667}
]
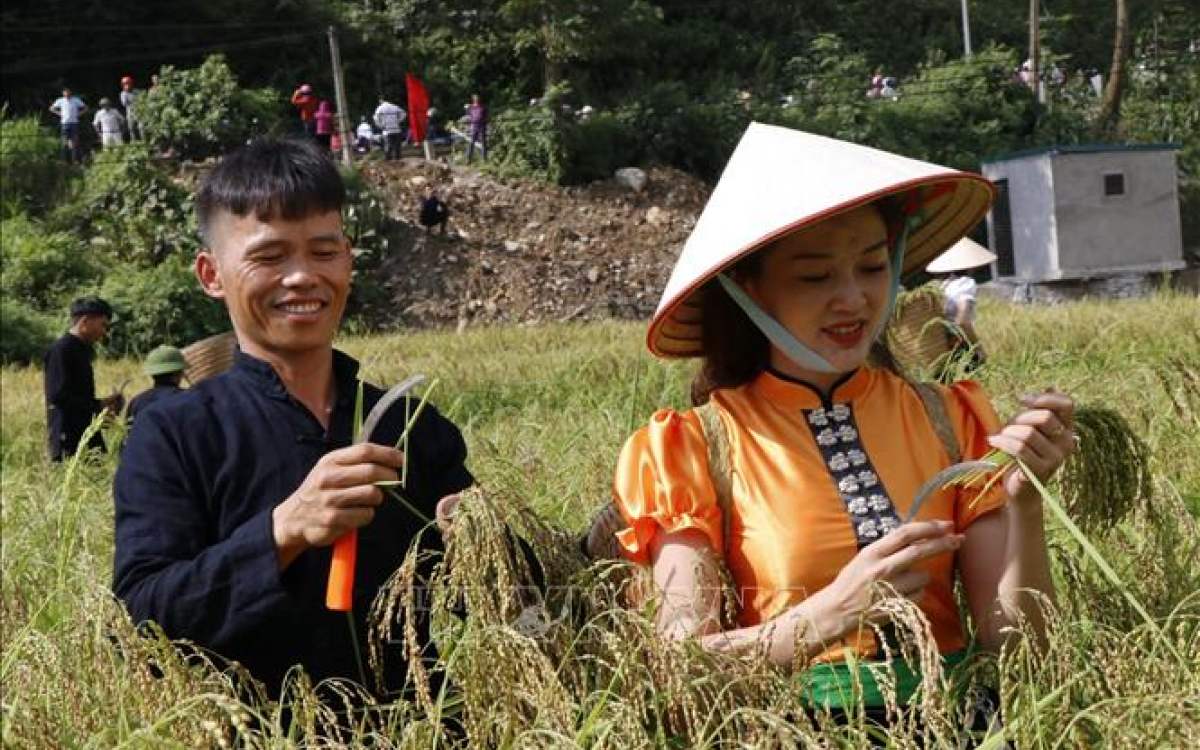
[{"left": 2, "top": 292, "right": 1199, "bottom": 747}]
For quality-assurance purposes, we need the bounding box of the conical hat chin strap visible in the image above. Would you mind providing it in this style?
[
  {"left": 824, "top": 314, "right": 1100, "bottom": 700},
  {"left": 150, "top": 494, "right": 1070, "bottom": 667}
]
[{"left": 716, "top": 218, "right": 913, "bottom": 375}]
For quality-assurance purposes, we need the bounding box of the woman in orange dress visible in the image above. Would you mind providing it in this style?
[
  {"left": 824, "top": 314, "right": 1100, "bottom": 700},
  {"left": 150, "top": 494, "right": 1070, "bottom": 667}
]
[{"left": 611, "top": 124, "right": 1075, "bottom": 722}]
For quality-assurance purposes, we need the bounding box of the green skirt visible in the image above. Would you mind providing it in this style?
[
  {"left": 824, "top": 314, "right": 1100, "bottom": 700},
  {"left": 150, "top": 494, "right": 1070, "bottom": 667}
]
[{"left": 800, "top": 650, "right": 973, "bottom": 710}]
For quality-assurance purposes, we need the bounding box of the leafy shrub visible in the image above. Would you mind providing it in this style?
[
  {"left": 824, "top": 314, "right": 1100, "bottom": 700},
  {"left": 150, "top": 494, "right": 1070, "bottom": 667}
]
[
  {"left": 486, "top": 82, "right": 746, "bottom": 184},
  {"left": 0, "top": 214, "right": 101, "bottom": 311},
  {"left": 0, "top": 114, "right": 74, "bottom": 218},
  {"left": 98, "top": 256, "right": 229, "bottom": 355},
  {"left": 339, "top": 164, "right": 394, "bottom": 324},
  {"left": 561, "top": 112, "right": 639, "bottom": 184},
  {"left": 135, "top": 54, "right": 287, "bottom": 160},
  {"left": 50, "top": 143, "right": 197, "bottom": 265},
  {"left": 0, "top": 298, "right": 57, "bottom": 365},
  {"left": 616, "top": 82, "right": 751, "bottom": 181},
  {"left": 485, "top": 87, "right": 574, "bottom": 184}
]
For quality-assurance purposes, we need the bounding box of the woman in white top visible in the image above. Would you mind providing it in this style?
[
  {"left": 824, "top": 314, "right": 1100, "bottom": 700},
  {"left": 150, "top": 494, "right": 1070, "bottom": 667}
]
[{"left": 926, "top": 237, "right": 997, "bottom": 371}]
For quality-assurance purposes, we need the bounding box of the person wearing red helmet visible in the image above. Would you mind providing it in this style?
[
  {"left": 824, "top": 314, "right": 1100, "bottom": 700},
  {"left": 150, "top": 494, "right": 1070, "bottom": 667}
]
[
  {"left": 119, "top": 76, "right": 143, "bottom": 141},
  {"left": 291, "top": 83, "right": 320, "bottom": 140}
]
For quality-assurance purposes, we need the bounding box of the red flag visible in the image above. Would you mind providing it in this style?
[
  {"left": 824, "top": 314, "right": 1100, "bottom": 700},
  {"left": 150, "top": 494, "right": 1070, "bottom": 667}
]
[{"left": 406, "top": 73, "right": 429, "bottom": 143}]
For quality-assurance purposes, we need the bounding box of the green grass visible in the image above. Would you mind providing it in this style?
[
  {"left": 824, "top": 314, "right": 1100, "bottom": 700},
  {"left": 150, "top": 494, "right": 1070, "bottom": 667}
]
[{"left": 2, "top": 292, "right": 1199, "bottom": 747}]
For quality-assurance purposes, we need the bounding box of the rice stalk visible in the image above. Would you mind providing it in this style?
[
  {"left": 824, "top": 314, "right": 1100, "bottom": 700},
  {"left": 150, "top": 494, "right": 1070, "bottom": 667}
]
[{"left": 1015, "top": 456, "right": 1185, "bottom": 666}]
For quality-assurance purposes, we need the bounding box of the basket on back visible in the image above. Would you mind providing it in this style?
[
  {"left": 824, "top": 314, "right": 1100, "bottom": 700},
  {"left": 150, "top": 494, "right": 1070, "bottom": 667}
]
[
  {"left": 886, "top": 284, "right": 955, "bottom": 379},
  {"left": 181, "top": 331, "right": 238, "bottom": 384}
]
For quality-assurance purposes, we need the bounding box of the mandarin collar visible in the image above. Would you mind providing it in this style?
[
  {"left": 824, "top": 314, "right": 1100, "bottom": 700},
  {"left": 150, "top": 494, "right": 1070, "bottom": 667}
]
[
  {"left": 231, "top": 348, "right": 361, "bottom": 405},
  {"left": 750, "top": 366, "right": 874, "bottom": 411}
]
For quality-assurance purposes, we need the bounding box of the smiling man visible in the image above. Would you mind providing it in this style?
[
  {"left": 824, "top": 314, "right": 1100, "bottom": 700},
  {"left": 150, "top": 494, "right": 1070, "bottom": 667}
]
[{"left": 112, "top": 138, "right": 474, "bottom": 699}]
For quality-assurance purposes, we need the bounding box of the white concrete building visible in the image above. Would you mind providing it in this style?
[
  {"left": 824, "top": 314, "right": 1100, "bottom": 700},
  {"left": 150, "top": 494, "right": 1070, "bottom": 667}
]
[{"left": 981, "top": 144, "right": 1184, "bottom": 299}]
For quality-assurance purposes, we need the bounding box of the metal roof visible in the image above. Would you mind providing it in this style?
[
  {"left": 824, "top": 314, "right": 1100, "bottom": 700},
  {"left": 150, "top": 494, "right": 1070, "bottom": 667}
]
[{"left": 982, "top": 142, "right": 1181, "bottom": 164}]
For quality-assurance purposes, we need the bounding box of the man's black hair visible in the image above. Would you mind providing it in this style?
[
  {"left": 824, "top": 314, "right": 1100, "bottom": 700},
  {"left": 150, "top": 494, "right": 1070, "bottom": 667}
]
[
  {"left": 70, "top": 296, "right": 113, "bottom": 321},
  {"left": 195, "top": 137, "right": 344, "bottom": 244},
  {"left": 152, "top": 372, "right": 183, "bottom": 387}
]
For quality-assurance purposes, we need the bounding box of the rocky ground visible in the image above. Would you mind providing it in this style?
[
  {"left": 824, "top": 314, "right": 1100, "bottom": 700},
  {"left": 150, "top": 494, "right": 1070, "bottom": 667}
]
[{"left": 357, "top": 158, "right": 710, "bottom": 330}]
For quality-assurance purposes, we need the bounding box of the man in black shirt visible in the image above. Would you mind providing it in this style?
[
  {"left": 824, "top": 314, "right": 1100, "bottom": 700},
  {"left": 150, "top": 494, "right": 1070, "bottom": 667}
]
[
  {"left": 44, "top": 296, "right": 118, "bottom": 461},
  {"left": 418, "top": 184, "right": 450, "bottom": 235},
  {"left": 113, "top": 138, "right": 473, "bottom": 699}
]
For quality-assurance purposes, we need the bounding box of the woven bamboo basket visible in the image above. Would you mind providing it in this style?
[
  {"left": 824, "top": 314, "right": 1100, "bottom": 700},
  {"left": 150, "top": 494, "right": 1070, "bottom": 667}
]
[
  {"left": 181, "top": 331, "right": 238, "bottom": 384},
  {"left": 886, "top": 285, "right": 955, "bottom": 376}
]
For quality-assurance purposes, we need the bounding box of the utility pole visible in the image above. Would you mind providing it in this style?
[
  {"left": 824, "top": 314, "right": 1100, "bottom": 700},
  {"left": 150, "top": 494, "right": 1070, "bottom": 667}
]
[
  {"left": 1029, "top": 0, "right": 1041, "bottom": 100},
  {"left": 961, "top": 0, "right": 973, "bottom": 57},
  {"left": 327, "top": 26, "right": 354, "bottom": 165}
]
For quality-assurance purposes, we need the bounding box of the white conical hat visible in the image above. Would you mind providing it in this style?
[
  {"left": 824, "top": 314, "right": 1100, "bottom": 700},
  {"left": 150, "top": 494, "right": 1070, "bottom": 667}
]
[
  {"left": 925, "top": 236, "right": 997, "bottom": 273},
  {"left": 649, "top": 122, "right": 994, "bottom": 358}
]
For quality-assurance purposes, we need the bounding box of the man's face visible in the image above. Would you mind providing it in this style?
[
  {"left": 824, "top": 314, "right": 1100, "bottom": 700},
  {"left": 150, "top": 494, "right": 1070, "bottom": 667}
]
[
  {"left": 76, "top": 314, "right": 109, "bottom": 343},
  {"left": 195, "top": 210, "right": 352, "bottom": 359},
  {"left": 62, "top": 89, "right": 71, "bottom": 98}
]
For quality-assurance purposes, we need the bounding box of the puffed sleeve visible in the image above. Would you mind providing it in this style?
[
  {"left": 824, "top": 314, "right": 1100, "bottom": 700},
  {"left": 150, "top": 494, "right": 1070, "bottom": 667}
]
[
  {"left": 945, "top": 380, "right": 1008, "bottom": 530},
  {"left": 611, "top": 409, "right": 723, "bottom": 564}
]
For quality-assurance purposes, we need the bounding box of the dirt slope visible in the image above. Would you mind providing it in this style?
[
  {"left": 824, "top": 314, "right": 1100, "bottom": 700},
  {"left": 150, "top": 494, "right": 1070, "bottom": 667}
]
[{"left": 359, "top": 159, "right": 710, "bottom": 329}]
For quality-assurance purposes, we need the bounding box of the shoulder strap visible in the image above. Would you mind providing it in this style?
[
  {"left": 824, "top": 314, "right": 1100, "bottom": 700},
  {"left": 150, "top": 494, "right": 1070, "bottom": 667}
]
[
  {"left": 694, "top": 401, "right": 734, "bottom": 554},
  {"left": 694, "top": 400, "right": 741, "bottom": 627},
  {"left": 909, "top": 380, "right": 961, "bottom": 464}
]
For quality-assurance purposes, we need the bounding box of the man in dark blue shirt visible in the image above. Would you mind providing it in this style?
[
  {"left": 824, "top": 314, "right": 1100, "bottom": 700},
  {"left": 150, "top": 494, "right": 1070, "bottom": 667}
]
[
  {"left": 113, "top": 137, "right": 473, "bottom": 699},
  {"left": 125, "top": 344, "right": 187, "bottom": 425}
]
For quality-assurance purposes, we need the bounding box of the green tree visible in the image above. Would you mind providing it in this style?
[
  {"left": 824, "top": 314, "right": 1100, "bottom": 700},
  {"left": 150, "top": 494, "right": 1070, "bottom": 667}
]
[
  {"left": 49, "top": 143, "right": 198, "bottom": 266},
  {"left": 99, "top": 255, "right": 230, "bottom": 356},
  {"left": 0, "top": 214, "right": 101, "bottom": 311},
  {"left": 0, "top": 114, "right": 73, "bottom": 218},
  {"left": 342, "top": 0, "right": 662, "bottom": 105},
  {"left": 135, "top": 55, "right": 285, "bottom": 160}
]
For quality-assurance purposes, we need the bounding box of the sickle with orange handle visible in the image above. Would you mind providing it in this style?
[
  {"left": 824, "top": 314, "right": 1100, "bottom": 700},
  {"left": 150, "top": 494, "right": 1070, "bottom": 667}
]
[{"left": 326, "top": 374, "right": 426, "bottom": 611}]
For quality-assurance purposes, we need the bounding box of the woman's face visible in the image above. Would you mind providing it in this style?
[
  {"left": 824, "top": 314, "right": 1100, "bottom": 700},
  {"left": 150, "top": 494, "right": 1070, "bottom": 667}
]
[{"left": 742, "top": 204, "right": 891, "bottom": 381}]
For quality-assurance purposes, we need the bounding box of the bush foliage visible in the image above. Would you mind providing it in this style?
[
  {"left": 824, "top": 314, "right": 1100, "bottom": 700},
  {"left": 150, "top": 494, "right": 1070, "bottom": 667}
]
[
  {"left": 1, "top": 214, "right": 101, "bottom": 312},
  {"left": 98, "top": 256, "right": 229, "bottom": 356},
  {"left": 0, "top": 298, "right": 58, "bottom": 365},
  {"left": 49, "top": 143, "right": 198, "bottom": 266},
  {"left": 135, "top": 55, "right": 287, "bottom": 160},
  {"left": 0, "top": 114, "right": 74, "bottom": 218}
]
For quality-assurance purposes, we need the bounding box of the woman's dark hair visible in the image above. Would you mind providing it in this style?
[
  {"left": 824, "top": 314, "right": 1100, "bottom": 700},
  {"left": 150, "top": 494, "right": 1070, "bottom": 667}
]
[
  {"left": 688, "top": 201, "right": 906, "bottom": 406},
  {"left": 689, "top": 254, "right": 770, "bottom": 406},
  {"left": 195, "top": 137, "right": 344, "bottom": 244}
]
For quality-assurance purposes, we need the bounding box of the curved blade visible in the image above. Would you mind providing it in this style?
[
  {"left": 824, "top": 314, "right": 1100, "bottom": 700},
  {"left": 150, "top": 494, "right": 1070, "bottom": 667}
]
[
  {"left": 358, "top": 374, "right": 426, "bottom": 444},
  {"left": 902, "top": 459, "right": 999, "bottom": 524}
]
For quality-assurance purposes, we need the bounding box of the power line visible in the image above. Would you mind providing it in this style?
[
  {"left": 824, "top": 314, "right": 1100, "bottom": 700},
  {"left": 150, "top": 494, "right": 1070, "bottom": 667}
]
[
  {"left": 1, "top": 32, "right": 322, "bottom": 75},
  {"left": 2, "top": 34, "right": 320, "bottom": 60},
  {"left": 6, "top": 22, "right": 322, "bottom": 31}
]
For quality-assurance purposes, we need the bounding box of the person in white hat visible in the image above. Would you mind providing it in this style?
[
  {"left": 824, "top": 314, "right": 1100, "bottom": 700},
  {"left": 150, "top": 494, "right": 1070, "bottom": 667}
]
[
  {"left": 926, "top": 237, "right": 999, "bottom": 373},
  {"left": 606, "top": 123, "right": 1076, "bottom": 723}
]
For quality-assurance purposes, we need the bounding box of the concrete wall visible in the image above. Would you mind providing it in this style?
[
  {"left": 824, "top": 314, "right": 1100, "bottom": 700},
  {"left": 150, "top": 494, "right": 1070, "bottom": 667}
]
[
  {"left": 982, "top": 156, "right": 1056, "bottom": 280},
  {"left": 1051, "top": 150, "right": 1184, "bottom": 277}
]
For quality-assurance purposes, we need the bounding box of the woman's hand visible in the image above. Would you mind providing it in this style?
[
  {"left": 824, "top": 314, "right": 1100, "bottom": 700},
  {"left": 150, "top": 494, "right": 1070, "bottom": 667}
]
[
  {"left": 988, "top": 389, "right": 1077, "bottom": 501},
  {"left": 805, "top": 520, "right": 963, "bottom": 640}
]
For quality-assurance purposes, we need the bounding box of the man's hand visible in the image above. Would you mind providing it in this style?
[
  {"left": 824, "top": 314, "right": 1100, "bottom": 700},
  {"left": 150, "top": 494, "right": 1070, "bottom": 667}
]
[
  {"left": 272, "top": 443, "right": 403, "bottom": 569},
  {"left": 101, "top": 393, "right": 125, "bottom": 421}
]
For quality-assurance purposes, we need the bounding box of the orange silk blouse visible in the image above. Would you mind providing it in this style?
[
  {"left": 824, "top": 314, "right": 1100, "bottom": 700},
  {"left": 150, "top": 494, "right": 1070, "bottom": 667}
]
[{"left": 612, "top": 366, "right": 1008, "bottom": 662}]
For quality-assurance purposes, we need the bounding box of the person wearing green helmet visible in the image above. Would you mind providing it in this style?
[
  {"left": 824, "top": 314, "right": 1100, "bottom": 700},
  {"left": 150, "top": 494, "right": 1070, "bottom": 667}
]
[{"left": 126, "top": 345, "right": 188, "bottom": 424}]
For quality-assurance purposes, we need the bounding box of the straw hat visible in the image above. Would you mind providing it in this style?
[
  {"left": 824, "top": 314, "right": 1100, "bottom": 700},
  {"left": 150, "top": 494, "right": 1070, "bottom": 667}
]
[
  {"left": 181, "top": 331, "right": 238, "bottom": 384},
  {"left": 925, "top": 236, "right": 997, "bottom": 273},
  {"left": 648, "top": 123, "right": 994, "bottom": 359}
]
